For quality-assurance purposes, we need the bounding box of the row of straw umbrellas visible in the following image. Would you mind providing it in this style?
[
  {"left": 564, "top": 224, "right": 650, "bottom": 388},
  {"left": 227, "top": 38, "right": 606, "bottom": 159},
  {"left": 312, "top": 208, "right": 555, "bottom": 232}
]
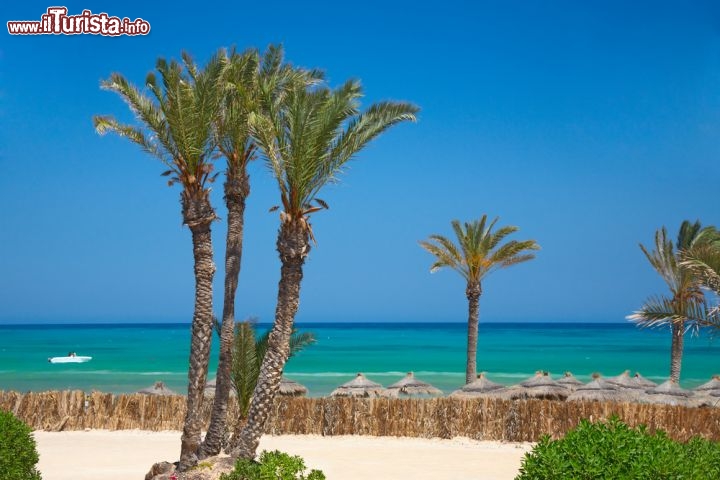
[
  {"left": 136, "top": 371, "right": 720, "bottom": 407},
  {"left": 135, "top": 373, "right": 437, "bottom": 398},
  {"left": 136, "top": 377, "right": 310, "bottom": 397},
  {"left": 327, "top": 371, "right": 720, "bottom": 407},
  {"left": 451, "top": 371, "right": 720, "bottom": 407}
]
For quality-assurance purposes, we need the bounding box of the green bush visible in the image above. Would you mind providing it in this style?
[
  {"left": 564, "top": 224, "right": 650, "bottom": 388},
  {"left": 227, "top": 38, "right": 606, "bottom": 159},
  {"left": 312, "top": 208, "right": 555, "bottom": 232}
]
[
  {"left": 0, "top": 410, "right": 42, "bottom": 480},
  {"left": 516, "top": 416, "right": 720, "bottom": 480},
  {"left": 220, "top": 450, "right": 325, "bottom": 480}
]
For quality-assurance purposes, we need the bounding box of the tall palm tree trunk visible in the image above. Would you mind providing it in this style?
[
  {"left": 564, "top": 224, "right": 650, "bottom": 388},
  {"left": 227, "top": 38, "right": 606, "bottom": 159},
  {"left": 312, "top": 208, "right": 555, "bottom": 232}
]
[
  {"left": 669, "top": 320, "right": 684, "bottom": 383},
  {"left": 179, "top": 195, "right": 217, "bottom": 471},
  {"left": 229, "top": 219, "right": 308, "bottom": 460},
  {"left": 465, "top": 282, "right": 482, "bottom": 384},
  {"left": 200, "top": 171, "right": 250, "bottom": 459}
]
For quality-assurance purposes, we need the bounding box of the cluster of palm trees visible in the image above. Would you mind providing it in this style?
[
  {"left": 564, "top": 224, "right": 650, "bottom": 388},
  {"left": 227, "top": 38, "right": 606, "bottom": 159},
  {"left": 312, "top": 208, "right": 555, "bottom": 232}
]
[
  {"left": 94, "top": 45, "right": 417, "bottom": 470},
  {"left": 629, "top": 221, "right": 720, "bottom": 383}
]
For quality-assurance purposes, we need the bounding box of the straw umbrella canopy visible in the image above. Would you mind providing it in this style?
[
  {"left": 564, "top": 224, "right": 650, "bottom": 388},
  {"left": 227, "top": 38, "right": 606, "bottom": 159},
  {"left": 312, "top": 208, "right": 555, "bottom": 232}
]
[
  {"left": 691, "top": 376, "right": 720, "bottom": 407},
  {"left": 137, "top": 381, "right": 178, "bottom": 396},
  {"left": 278, "top": 377, "right": 308, "bottom": 397},
  {"left": 450, "top": 372, "right": 507, "bottom": 398},
  {"left": 694, "top": 375, "right": 720, "bottom": 393},
  {"left": 330, "top": 373, "right": 384, "bottom": 398},
  {"left": 383, "top": 372, "right": 442, "bottom": 397},
  {"left": 506, "top": 372, "right": 570, "bottom": 401},
  {"left": 632, "top": 372, "right": 657, "bottom": 388},
  {"left": 640, "top": 380, "right": 695, "bottom": 406},
  {"left": 557, "top": 372, "right": 584, "bottom": 391},
  {"left": 607, "top": 370, "right": 644, "bottom": 390},
  {"left": 567, "top": 378, "right": 634, "bottom": 403}
]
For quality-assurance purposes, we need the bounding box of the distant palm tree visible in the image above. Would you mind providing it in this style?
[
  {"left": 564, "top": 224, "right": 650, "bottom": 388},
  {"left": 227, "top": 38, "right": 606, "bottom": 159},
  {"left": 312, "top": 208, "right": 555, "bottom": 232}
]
[
  {"left": 200, "top": 45, "right": 321, "bottom": 459},
  {"left": 628, "top": 221, "right": 715, "bottom": 383},
  {"left": 93, "top": 52, "right": 225, "bottom": 471},
  {"left": 420, "top": 216, "right": 540, "bottom": 384},
  {"left": 228, "top": 80, "right": 418, "bottom": 459}
]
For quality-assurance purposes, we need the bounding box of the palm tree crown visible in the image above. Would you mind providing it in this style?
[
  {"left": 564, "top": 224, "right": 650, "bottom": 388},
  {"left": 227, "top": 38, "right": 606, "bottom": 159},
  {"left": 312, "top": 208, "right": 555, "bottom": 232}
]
[
  {"left": 251, "top": 79, "right": 419, "bottom": 229},
  {"left": 93, "top": 52, "right": 226, "bottom": 213},
  {"left": 216, "top": 45, "right": 323, "bottom": 179},
  {"left": 630, "top": 221, "right": 714, "bottom": 330},
  {"left": 420, "top": 216, "right": 540, "bottom": 284}
]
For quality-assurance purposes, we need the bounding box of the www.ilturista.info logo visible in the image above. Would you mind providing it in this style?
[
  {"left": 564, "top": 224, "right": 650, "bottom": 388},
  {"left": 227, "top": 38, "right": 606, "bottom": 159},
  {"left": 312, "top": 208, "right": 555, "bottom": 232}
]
[{"left": 7, "top": 7, "right": 150, "bottom": 36}]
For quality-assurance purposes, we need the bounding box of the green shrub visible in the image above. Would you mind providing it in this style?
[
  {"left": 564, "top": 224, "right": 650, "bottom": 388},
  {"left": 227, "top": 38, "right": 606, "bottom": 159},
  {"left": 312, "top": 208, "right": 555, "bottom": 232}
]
[
  {"left": 220, "top": 450, "right": 325, "bottom": 480},
  {"left": 0, "top": 410, "right": 42, "bottom": 480},
  {"left": 516, "top": 416, "right": 720, "bottom": 480}
]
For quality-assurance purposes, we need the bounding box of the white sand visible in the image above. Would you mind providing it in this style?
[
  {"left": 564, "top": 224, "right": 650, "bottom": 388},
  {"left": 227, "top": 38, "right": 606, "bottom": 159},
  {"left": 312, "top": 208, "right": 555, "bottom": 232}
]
[{"left": 34, "top": 430, "right": 533, "bottom": 480}]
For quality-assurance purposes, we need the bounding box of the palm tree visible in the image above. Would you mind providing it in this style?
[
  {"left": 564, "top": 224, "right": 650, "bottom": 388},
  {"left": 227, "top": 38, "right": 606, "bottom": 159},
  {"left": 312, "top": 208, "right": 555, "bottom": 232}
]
[
  {"left": 199, "top": 45, "right": 321, "bottom": 459},
  {"left": 228, "top": 80, "right": 418, "bottom": 459},
  {"left": 93, "top": 52, "right": 225, "bottom": 471},
  {"left": 230, "top": 320, "right": 316, "bottom": 418},
  {"left": 628, "top": 221, "right": 715, "bottom": 383},
  {"left": 420, "top": 216, "right": 540, "bottom": 384}
]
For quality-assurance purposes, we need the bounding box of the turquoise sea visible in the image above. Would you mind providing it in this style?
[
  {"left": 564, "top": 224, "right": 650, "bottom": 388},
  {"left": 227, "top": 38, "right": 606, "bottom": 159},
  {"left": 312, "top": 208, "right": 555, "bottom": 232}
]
[{"left": 0, "top": 323, "right": 718, "bottom": 396}]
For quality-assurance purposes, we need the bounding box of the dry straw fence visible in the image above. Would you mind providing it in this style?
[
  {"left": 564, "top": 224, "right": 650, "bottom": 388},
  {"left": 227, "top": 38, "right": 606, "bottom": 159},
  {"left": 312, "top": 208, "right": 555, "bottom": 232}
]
[{"left": 2, "top": 390, "right": 719, "bottom": 442}]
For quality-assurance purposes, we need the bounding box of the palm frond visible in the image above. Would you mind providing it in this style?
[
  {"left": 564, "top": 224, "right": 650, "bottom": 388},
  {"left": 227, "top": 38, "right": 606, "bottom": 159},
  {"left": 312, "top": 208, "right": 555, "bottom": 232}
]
[
  {"left": 419, "top": 238, "right": 465, "bottom": 278},
  {"left": 628, "top": 295, "right": 708, "bottom": 332},
  {"left": 288, "top": 331, "right": 316, "bottom": 358},
  {"left": 639, "top": 227, "right": 678, "bottom": 292},
  {"left": 212, "top": 315, "right": 222, "bottom": 338},
  {"left": 255, "top": 328, "right": 271, "bottom": 365},
  {"left": 231, "top": 321, "right": 259, "bottom": 416},
  {"left": 681, "top": 234, "right": 720, "bottom": 296},
  {"left": 92, "top": 115, "right": 172, "bottom": 169}
]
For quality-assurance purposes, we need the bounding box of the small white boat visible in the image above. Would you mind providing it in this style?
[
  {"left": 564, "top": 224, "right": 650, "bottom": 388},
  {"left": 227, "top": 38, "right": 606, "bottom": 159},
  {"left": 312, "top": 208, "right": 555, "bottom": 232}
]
[{"left": 48, "top": 356, "right": 92, "bottom": 364}]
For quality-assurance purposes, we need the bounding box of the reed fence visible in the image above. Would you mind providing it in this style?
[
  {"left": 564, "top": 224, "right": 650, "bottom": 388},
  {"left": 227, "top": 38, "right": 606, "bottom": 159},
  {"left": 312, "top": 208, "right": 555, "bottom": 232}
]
[{"left": 1, "top": 390, "right": 718, "bottom": 442}]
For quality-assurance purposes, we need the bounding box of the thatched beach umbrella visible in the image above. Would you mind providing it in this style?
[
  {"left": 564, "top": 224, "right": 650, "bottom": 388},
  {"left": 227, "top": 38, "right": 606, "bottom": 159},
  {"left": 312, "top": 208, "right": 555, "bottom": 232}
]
[
  {"left": 450, "top": 372, "right": 506, "bottom": 398},
  {"left": 640, "top": 380, "right": 694, "bottom": 406},
  {"left": 383, "top": 372, "right": 442, "bottom": 397},
  {"left": 507, "top": 372, "right": 570, "bottom": 401},
  {"left": 557, "top": 372, "right": 583, "bottom": 391},
  {"left": 567, "top": 376, "right": 633, "bottom": 403},
  {"left": 691, "top": 376, "right": 720, "bottom": 407},
  {"left": 632, "top": 372, "right": 657, "bottom": 388},
  {"left": 607, "top": 370, "right": 644, "bottom": 390},
  {"left": 137, "top": 381, "right": 178, "bottom": 396},
  {"left": 330, "top": 373, "right": 384, "bottom": 398},
  {"left": 278, "top": 377, "right": 308, "bottom": 397},
  {"left": 694, "top": 375, "right": 720, "bottom": 393}
]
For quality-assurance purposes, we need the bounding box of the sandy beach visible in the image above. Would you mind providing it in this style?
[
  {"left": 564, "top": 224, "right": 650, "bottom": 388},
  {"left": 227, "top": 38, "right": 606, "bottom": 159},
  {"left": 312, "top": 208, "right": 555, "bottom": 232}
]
[{"left": 34, "top": 430, "right": 533, "bottom": 480}]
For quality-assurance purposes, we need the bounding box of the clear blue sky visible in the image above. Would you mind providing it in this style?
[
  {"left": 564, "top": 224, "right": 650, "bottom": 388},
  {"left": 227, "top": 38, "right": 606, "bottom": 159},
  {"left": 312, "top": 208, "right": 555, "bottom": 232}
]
[{"left": 1, "top": 1, "right": 719, "bottom": 324}]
